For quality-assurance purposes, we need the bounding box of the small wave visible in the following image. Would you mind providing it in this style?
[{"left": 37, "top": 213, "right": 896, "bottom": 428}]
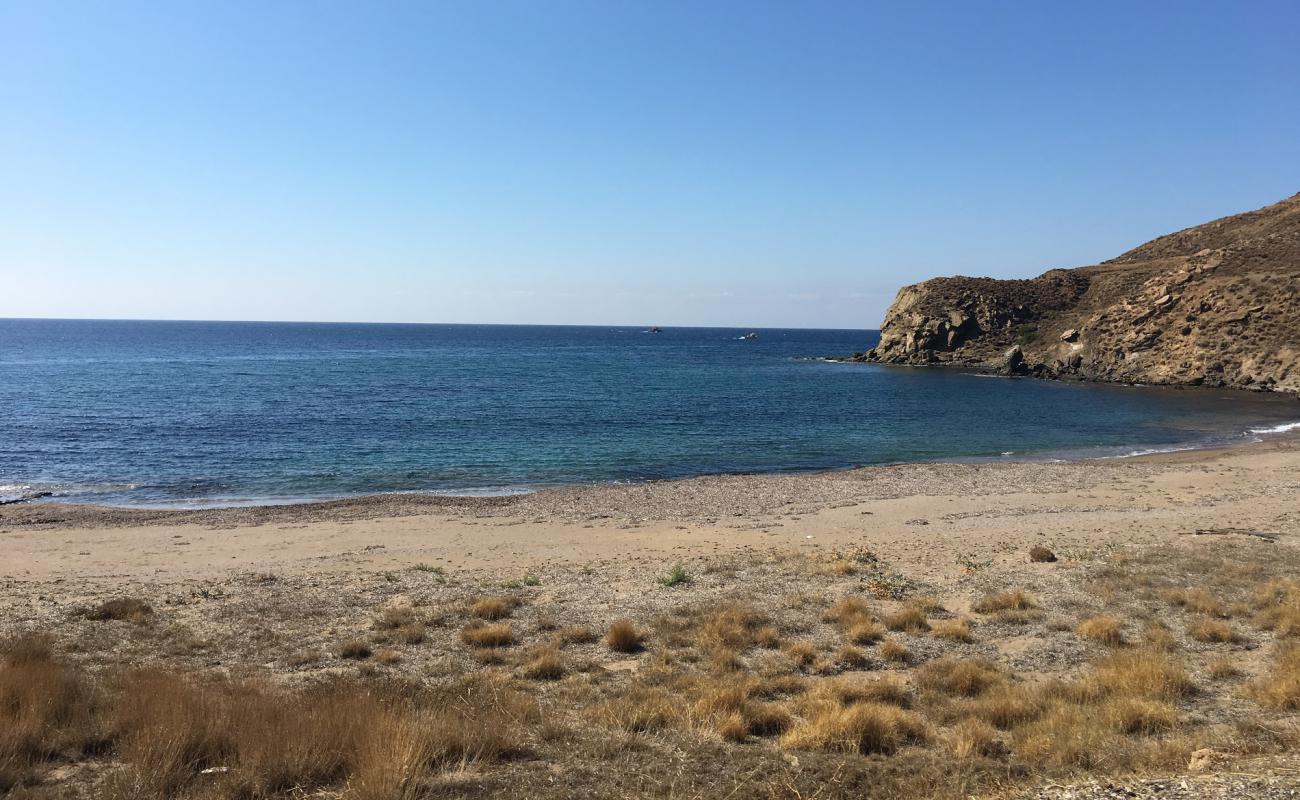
[{"left": 1247, "top": 421, "right": 1300, "bottom": 435}]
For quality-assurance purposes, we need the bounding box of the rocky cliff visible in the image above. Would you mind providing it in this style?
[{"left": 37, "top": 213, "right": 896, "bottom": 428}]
[{"left": 855, "top": 192, "right": 1300, "bottom": 393}]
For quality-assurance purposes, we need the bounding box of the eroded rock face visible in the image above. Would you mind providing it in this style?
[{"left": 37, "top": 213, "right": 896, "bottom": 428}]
[{"left": 856, "top": 193, "right": 1300, "bottom": 393}]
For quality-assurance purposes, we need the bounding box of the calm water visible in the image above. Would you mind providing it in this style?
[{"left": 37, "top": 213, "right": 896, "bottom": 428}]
[{"left": 1, "top": 318, "right": 1297, "bottom": 507}]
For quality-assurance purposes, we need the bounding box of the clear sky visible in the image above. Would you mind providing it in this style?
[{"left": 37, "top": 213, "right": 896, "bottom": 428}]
[{"left": 3, "top": 1, "right": 1298, "bottom": 328}]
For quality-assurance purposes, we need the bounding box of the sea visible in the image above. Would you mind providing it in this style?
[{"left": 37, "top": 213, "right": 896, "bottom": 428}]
[{"left": 2, "top": 318, "right": 1297, "bottom": 508}]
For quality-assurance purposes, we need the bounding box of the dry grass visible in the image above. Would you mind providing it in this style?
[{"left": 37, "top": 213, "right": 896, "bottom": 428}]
[
  {"left": 460, "top": 623, "right": 515, "bottom": 648},
  {"left": 470, "top": 595, "right": 520, "bottom": 620},
  {"left": 780, "top": 702, "right": 928, "bottom": 755},
  {"left": 846, "top": 619, "right": 886, "bottom": 644},
  {"left": 1247, "top": 644, "right": 1300, "bottom": 709},
  {"left": 1187, "top": 617, "right": 1241, "bottom": 644},
  {"left": 947, "top": 717, "right": 1004, "bottom": 758},
  {"left": 695, "top": 605, "right": 768, "bottom": 653},
  {"left": 1207, "top": 656, "right": 1242, "bottom": 680},
  {"left": 1083, "top": 649, "right": 1195, "bottom": 701},
  {"left": 3, "top": 634, "right": 534, "bottom": 799},
  {"left": 1029, "top": 546, "right": 1057, "bottom": 563},
  {"left": 376, "top": 604, "right": 416, "bottom": 630},
  {"left": 520, "top": 647, "right": 564, "bottom": 680},
  {"left": 1164, "top": 587, "right": 1225, "bottom": 618},
  {"left": 605, "top": 619, "right": 644, "bottom": 653},
  {"left": 374, "top": 648, "right": 402, "bottom": 665},
  {"left": 879, "top": 637, "right": 910, "bottom": 664},
  {"left": 1102, "top": 696, "right": 1177, "bottom": 734},
  {"left": 916, "top": 659, "right": 1003, "bottom": 697},
  {"left": 1076, "top": 614, "right": 1125, "bottom": 646},
  {"left": 972, "top": 589, "right": 1037, "bottom": 615},
  {"left": 824, "top": 597, "right": 873, "bottom": 624},
  {"left": 87, "top": 597, "right": 153, "bottom": 623},
  {"left": 834, "top": 645, "right": 870, "bottom": 669},
  {"left": 783, "top": 640, "right": 818, "bottom": 668},
  {"left": 931, "top": 618, "right": 973, "bottom": 643},
  {"left": 1252, "top": 579, "right": 1300, "bottom": 636},
  {"left": 754, "top": 625, "right": 781, "bottom": 649},
  {"left": 0, "top": 635, "right": 101, "bottom": 792},
  {"left": 337, "top": 640, "right": 372, "bottom": 660},
  {"left": 882, "top": 604, "right": 930, "bottom": 634},
  {"left": 554, "top": 626, "right": 598, "bottom": 646}
]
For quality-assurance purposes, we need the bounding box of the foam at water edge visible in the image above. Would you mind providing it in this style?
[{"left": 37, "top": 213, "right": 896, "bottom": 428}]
[{"left": 1248, "top": 421, "right": 1300, "bottom": 435}]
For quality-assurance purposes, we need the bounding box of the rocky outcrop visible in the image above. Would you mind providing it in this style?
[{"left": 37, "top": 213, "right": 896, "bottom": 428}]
[{"left": 854, "top": 193, "right": 1300, "bottom": 393}]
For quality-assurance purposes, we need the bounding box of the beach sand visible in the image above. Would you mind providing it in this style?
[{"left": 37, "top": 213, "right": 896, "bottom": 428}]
[
  {"left": 4, "top": 438, "right": 1300, "bottom": 798},
  {"left": 4, "top": 437, "right": 1297, "bottom": 585}
]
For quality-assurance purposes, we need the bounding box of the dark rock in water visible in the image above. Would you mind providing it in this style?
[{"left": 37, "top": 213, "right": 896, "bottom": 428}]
[
  {"left": 853, "top": 192, "right": 1300, "bottom": 393},
  {"left": 1004, "top": 345, "right": 1026, "bottom": 375}
]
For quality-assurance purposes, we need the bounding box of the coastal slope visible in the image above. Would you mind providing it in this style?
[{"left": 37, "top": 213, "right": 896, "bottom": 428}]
[{"left": 855, "top": 192, "right": 1300, "bottom": 392}]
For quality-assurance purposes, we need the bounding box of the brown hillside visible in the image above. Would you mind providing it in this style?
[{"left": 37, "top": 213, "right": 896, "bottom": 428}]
[{"left": 857, "top": 193, "right": 1300, "bottom": 393}]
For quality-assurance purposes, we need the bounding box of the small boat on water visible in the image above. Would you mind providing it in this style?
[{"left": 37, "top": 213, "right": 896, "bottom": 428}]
[
  {"left": 648, "top": 326, "right": 662, "bottom": 334},
  {"left": 739, "top": 332, "right": 758, "bottom": 341}
]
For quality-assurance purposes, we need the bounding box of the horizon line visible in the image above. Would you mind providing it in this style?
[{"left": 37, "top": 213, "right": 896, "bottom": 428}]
[{"left": 0, "top": 316, "right": 876, "bottom": 333}]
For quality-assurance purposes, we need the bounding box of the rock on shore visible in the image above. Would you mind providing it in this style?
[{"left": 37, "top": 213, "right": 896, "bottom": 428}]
[{"left": 854, "top": 193, "right": 1300, "bottom": 392}]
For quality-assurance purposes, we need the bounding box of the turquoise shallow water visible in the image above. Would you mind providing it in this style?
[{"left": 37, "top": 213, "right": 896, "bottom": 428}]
[{"left": 1, "top": 318, "right": 1296, "bottom": 507}]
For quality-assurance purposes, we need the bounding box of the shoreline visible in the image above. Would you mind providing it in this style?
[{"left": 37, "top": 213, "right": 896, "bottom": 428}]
[
  {"left": 5, "top": 421, "right": 1297, "bottom": 524},
  {"left": 2, "top": 430, "right": 1297, "bottom": 584}
]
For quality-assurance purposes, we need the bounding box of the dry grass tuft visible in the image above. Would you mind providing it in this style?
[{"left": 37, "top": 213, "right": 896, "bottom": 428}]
[
  {"left": 395, "top": 623, "right": 426, "bottom": 645},
  {"left": 780, "top": 701, "right": 927, "bottom": 754},
  {"left": 373, "top": 648, "right": 402, "bottom": 665},
  {"left": 1207, "top": 656, "right": 1242, "bottom": 680},
  {"left": 1187, "top": 617, "right": 1241, "bottom": 644},
  {"left": 591, "top": 687, "right": 681, "bottom": 732},
  {"left": 879, "top": 637, "right": 910, "bottom": 664},
  {"left": 783, "top": 640, "right": 818, "bottom": 668},
  {"left": 521, "top": 647, "right": 564, "bottom": 680},
  {"left": 1076, "top": 615, "right": 1125, "bottom": 647},
  {"left": 972, "top": 589, "right": 1038, "bottom": 615},
  {"left": 1084, "top": 648, "right": 1195, "bottom": 700},
  {"left": 1247, "top": 644, "right": 1300, "bottom": 709},
  {"left": 1029, "top": 546, "right": 1057, "bottom": 563},
  {"left": 470, "top": 596, "right": 520, "bottom": 620},
  {"left": 961, "top": 684, "right": 1045, "bottom": 730},
  {"left": 554, "top": 626, "right": 597, "bottom": 646},
  {"left": 846, "top": 619, "right": 886, "bottom": 644},
  {"left": 0, "top": 635, "right": 101, "bottom": 791},
  {"left": 931, "top": 618, "right": 973, "bottom": 643},
  {"left": 754, "top": 625, "right": 781, "bottom": 649},
  {"left": 605, "top": 620, "right": 644, "bottom": 653},
  {"left": 824, "top": 596, "right": 874, "bottom": 623},
  {"left": 375, "top": 604, "right": 416, "bottom": 630},
  {"left": 337, "top": 640, "right": 372, "bottom": 660},
  {"left": 695, "top": 605, "right": 768, "bottom": 653},
  {"left": 917, "top": 659, "right": 1003, "bottom": 697},
  {"left": 834, "top": 645, "right": 870, "bottom": 669},
  {"left": 947, "top": 717, "right": 1005, "bottom": 758},
  {"left": 460, "top": 623, "right": 515, "bottom": 649},
  {"left": 1164, "top": 587, "right": 1225, "bottom": 618},
  {"left": 1252, "top": 580, "right": 1300, "bottom": 637},
  {"left": 1102, "top": 696, "right": 1177, "bottom": 734},
  {"left": 882, "top": 604, "right": 930, "bottom": 633},
  {"left": 87, "top": 597, "right": 153, "bottom": 624}
]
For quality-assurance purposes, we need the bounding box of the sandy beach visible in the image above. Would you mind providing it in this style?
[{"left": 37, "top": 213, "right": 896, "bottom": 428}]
[
  {"left": 6, "top": 437, "right": 1300, "bottom": 799},
  {"left": 4, "top": 436, "right": 1298, "bottom": 585}
]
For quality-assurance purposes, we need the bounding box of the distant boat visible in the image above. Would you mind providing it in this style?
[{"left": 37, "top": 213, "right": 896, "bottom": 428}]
[
  {"left": 740, "top": 332, "right": 758, "bottom": 340},
  {"left": 648, "top": 326, "right": 662, "bottom": 334}
]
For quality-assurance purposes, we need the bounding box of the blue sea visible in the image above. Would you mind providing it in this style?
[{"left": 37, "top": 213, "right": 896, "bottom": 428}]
[{"left": 2, "top": 318, "right": 1297, "bottom": 507}]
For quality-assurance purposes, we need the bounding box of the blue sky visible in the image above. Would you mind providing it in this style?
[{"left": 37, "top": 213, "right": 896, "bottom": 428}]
[{"left": 2, "top": 1, "right": 1297, "bottom": 328}]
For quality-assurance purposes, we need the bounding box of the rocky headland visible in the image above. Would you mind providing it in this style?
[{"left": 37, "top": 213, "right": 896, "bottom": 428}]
[{"left": 853, "top": 192, "right": 1300, "bottom": 393}]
